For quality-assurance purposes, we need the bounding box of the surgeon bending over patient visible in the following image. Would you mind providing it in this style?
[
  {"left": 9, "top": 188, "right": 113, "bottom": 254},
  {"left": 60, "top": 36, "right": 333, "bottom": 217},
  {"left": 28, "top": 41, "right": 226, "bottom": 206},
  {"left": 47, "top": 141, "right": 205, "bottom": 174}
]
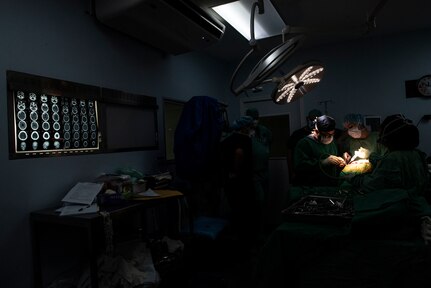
[{"left": 293, "top": 115, "right": 346, "bottom": 187}]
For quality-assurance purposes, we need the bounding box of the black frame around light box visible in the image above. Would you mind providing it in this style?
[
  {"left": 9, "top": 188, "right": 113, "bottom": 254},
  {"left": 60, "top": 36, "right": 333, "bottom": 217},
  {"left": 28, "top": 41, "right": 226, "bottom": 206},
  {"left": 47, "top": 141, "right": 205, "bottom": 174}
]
[{"left": 7, "top": 70, "right": 159, "bottom": 159}]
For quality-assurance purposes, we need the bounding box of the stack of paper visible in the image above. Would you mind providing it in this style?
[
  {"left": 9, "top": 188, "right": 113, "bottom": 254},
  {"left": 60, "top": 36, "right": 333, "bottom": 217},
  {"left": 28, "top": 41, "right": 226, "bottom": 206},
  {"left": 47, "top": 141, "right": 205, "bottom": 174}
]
[
  {"left": 135, "top": 188, "right": 160, "bottom": 197},
  {"left": 57, "top": 182, "right": 103, "bottom": 216}
]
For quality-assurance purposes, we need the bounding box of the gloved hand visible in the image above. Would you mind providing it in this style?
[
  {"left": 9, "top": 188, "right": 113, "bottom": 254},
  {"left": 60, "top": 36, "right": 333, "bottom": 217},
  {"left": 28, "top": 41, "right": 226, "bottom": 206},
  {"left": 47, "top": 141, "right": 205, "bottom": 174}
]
[
  {"left": 343, "top": 152, "right": 351, "bottom": 163},
  {"left": 355, "top": 147, "right": 370, "bottom": 159},
  {"left": 421, "top": 216, "right": 431, "bottom": 245},
  {"left": 321, "top": 155, "right": 346, "bottom": 167}
]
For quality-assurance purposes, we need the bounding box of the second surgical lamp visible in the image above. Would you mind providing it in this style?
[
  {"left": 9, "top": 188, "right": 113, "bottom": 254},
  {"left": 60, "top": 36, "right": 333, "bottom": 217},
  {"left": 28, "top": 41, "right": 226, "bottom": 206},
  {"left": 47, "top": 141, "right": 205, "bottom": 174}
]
[{"left": 229, "top": 0, "right": 324, "bottom": 104}]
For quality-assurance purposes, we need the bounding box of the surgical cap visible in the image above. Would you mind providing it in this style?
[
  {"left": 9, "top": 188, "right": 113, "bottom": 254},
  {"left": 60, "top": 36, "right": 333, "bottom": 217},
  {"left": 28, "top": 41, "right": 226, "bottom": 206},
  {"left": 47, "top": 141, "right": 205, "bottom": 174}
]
[
  {"left": 344, "top": 113, "right": 364, "bottom": 125},
  {"left": 315, "top": 115, "right": 336, "bottom": 132},
  {"left": 232, "top": 116, "right": 254, "bottom": 130},
  {"left": 379, "top": 114, "right": 418, "bottom": 150},
  {"left": 308, "top": 109, "right": 322, "bottom": 119},
  {"left": 246, "top": 108, "right": 259, "bottom": 120}
]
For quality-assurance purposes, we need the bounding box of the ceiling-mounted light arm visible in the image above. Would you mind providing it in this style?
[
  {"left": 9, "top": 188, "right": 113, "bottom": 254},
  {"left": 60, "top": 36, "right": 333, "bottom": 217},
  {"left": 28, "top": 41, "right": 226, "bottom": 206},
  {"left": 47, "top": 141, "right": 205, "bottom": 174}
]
[
  {"left": 365, "top": 0, "right": 390, "bottom": 34},
  {"left": 229, "top": 1, "right": 305, "bottom": 96},
  {"left": 249, "top": 1, "right": 264, "bottom": 47},
  {"left": 259, "top": 78, "right": 277, "bottom": 85},
  {"left": 230, "top": 48, "right": 255, "bottom": 95},
  {"left": 281, "top": 26, "right": 289, "bottom": 43},
  {"left": 230, "top": 33, "right": 305, "bottom": 96},
  {"left": 230, "top": 1, "right": 263, "bottom": 95}
]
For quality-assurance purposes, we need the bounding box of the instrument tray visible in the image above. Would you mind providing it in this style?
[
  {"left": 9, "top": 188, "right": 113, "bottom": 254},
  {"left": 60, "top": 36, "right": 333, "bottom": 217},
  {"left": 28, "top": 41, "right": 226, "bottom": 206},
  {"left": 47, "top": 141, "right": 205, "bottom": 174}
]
[{"left": 282, "top": 195, "right": 354, "bottom": 224}]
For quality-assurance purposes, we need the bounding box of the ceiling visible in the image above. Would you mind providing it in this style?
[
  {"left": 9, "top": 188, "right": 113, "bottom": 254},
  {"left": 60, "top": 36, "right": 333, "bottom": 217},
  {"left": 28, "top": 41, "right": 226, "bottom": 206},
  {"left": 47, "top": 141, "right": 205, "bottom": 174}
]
[{"left": 192, "top": 0, "right": 431, "bottom": 63}]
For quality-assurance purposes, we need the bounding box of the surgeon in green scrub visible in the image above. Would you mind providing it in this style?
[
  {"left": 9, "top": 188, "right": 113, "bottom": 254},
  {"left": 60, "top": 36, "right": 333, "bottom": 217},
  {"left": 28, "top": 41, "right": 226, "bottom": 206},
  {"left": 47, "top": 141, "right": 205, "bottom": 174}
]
[
  {"left": 348, "top": 114, "right": 429, "bottom": 195},
  {"left": 337, "top": 113, "right": 387, "bottom": 164},
  {"left": 293, "top": 115, "right": 346, "bottom": 186}
]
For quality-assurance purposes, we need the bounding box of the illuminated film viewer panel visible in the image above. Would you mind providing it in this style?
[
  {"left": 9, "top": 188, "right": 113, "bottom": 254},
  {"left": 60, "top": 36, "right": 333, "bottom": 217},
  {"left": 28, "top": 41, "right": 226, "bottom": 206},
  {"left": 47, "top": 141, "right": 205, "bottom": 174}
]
[
  {"left": 12, "top": 90, "right": 100, "bottom": 156},
  {"left": 7, "top": 70, "right": 158, "bottom": 159}
]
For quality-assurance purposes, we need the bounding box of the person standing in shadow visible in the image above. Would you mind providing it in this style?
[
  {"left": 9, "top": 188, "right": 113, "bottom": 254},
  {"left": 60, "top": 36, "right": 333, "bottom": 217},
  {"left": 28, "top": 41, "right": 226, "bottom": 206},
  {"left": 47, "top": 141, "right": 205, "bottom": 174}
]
[
  {"left": 220, "top": 116, "right": 258, "bottom": 252},
  {"left": 245, "top": 108, "right": 272, "bottom": 241}
]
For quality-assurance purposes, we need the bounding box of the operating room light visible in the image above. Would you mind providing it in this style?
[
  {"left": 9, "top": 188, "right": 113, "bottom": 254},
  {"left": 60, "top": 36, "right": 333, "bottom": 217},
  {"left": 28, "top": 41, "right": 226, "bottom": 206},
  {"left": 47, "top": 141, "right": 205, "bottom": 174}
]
[
  {"left": 272, "top": 62, "right": 325, "bottom": 104},
  {"left": 212, "top": 0, "right": 285, "bottom": 40},
  {"left": 227, "top": 1, "right": 325, "bottom": 102},
  {"left": 232, "top": 34, "right": 305, "bottom": 95}
]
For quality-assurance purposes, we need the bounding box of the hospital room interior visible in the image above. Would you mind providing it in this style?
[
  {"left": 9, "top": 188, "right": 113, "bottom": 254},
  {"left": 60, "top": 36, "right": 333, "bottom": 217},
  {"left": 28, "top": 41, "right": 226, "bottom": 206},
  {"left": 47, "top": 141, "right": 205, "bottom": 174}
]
[{"left": 2, "top": 0, "right": 431, "bottom": 287}]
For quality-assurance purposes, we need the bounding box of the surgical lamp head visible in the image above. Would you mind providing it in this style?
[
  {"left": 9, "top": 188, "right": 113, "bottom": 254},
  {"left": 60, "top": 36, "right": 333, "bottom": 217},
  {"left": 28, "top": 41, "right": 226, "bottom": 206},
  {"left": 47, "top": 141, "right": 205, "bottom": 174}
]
[
  {"left": 229, "top": 1, "right": 324, "bottom": 104},
  {"left": 271, "top": 61, "right": 325, "bottom": 104}
]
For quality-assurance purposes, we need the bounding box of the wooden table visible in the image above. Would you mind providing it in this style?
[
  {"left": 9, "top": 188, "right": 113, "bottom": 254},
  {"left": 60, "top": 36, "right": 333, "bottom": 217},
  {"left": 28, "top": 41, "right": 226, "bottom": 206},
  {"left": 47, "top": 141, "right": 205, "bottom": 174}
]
[{"left": 30, "top": 189, "right": 183, "bottom": 288}]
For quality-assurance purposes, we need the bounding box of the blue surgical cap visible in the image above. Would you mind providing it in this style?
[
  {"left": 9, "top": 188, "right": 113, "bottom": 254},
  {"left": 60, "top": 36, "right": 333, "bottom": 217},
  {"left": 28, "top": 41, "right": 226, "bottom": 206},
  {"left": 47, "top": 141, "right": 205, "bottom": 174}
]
[
  {"left": 232, "top": 116, "right": 254, "bottom": 130},
  {"left": 344, "top": 113, "right": 364, "bottom": 126}
]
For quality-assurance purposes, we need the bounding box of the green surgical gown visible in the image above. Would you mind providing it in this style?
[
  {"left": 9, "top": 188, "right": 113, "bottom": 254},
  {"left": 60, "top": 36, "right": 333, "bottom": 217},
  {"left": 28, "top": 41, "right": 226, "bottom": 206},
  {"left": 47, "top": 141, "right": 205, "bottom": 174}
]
[
  {"left": 293, "top": 135, "right": 340, "bottom": 186},
  {"left": 345, "top": 131, "right": 387, "bottom": 157},
  {"left": 349, "top": 149, "right": 429, "bottom": 195}
]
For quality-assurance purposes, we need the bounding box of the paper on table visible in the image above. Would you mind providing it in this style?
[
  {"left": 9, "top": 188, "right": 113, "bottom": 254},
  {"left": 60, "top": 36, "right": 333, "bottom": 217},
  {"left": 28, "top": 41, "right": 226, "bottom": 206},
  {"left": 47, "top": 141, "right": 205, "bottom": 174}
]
[
  {"left": 62, "top": 182, "right": 104, "bottom": 205},
  {"left": 137, "top": 188, "right": 160, "bottom": 197},
  {"left": 59, "top": 203, "right": 99, "bottom": 216}
]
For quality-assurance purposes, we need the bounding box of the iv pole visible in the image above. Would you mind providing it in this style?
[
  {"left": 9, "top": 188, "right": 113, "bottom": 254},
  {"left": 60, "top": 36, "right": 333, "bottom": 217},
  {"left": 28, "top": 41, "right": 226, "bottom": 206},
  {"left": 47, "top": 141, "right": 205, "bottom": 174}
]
[{"left": 319, "top": 100, "right": 333, "bottom": 114}]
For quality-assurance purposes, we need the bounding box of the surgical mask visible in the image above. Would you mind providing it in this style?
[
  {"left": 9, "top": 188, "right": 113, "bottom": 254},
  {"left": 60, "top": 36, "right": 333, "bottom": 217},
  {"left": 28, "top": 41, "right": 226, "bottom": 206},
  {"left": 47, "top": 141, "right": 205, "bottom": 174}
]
[
  {"left": 319, "top": 135, "right": 333, "bottom": 144},
  {"left": 348, "top": 128, "right": 363, "bottom": 139}
]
